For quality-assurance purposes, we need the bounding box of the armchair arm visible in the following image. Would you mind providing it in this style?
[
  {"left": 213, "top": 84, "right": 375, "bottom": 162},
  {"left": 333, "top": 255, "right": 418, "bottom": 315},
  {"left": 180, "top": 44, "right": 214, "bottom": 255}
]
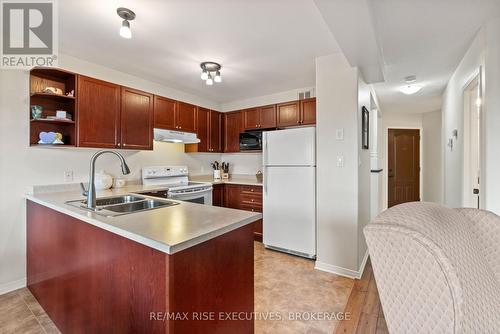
[{"left": 455, "top": 208, "right": 500, "bottom": 279}]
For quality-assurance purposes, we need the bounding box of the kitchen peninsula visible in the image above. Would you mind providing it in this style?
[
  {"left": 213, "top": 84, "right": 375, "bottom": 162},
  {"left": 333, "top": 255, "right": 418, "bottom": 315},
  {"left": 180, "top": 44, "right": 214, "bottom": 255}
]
[{"left": 26, "top": 185, "right": 261, "bottom": 334}]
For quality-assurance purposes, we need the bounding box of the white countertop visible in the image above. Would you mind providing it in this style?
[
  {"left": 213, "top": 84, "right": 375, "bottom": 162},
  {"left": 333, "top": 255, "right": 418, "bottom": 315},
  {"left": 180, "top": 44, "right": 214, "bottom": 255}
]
[
  {"left": 26, "top": 184, "right": 261, "bottom": 255},
  {"left": 190, "top": 174, "right": 262, "bottom": 186}
]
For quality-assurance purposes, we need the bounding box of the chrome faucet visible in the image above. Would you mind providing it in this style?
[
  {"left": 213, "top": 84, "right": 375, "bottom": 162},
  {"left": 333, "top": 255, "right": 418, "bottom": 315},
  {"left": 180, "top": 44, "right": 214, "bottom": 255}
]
[{"left": 80, "top": 150, "right": 131, "bottom": 210}]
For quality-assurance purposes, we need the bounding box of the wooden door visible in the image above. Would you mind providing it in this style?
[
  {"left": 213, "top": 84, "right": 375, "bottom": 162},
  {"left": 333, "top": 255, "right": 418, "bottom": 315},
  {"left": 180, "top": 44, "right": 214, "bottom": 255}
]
[
  {"left": 176, "top": 102, "right": 197, "bottom": 133},
  {"left": 120, "top": 87, "right": 154, "bottom": 150},
  {"left": 277, "top": 101, "right": 300, "bottom": 127},
  {"left": 223, "top": 185, "right": 242, "bottom": 209},
  {"left": 209, "top": 110, "right": 222, "bottom": 152},
  {"left": 224, "top": 111, "right": 243, "bottom": 152},
  {"left": 243, "top": 108, "right": 260, "bottom": 130},
  {"left": 300, "top": 98, "right": 316, "bottom": 125},
  {"left": 153, "top": 96, "right": 176, "bottom": 130},
  {"left": 77, "top": 76, "right": 121, "bottom": 148},
  {"left": 259, "top": 105, "right": 277, "bottom": 128},
  {"left": 388, "top": 129, "right": 420, "bottom": 207}
]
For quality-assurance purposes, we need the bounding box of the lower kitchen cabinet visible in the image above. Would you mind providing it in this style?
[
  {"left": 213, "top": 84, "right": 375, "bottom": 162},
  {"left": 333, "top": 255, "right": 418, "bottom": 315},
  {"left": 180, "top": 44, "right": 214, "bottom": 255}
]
[
  {"left": 212, "top": 184, "right": 224, "bottom": 207},
  {"left": 220, "top": 184, "right": 263, "bottom": 241}
]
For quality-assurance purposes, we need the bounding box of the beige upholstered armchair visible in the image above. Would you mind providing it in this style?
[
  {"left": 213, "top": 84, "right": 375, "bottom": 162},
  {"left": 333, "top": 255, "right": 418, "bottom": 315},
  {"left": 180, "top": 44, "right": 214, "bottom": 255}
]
[{"left": 364, "top": 202, "right": 500, "bottom": 334}]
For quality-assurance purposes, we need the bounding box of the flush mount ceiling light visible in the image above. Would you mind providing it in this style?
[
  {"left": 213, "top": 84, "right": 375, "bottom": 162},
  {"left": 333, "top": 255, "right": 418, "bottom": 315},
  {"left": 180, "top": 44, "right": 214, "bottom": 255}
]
[
  {"left": 200, "top": 62, "right": 222, "bottom": 85},
  {"left": 117, "top": 7, "right": 136, "bottom": 39},
  {"left": 399, "top": 75, "right": 423, "bottom": 95}
]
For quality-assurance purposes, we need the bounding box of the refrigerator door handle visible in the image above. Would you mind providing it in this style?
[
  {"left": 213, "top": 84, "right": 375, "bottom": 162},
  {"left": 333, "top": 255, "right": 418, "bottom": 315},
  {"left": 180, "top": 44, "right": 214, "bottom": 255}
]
[
  {"left": 264, "top": 166, "right": 267, "bottom": 194},
  {"left": 263, "top": 133, "right": 268, "bottom": 166}
]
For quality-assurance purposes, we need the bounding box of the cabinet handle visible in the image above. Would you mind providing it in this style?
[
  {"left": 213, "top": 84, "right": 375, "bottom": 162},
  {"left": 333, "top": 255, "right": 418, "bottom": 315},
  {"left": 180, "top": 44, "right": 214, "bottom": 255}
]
[{"left": 296, "top": 120, "right": 300, "bottom": 124}]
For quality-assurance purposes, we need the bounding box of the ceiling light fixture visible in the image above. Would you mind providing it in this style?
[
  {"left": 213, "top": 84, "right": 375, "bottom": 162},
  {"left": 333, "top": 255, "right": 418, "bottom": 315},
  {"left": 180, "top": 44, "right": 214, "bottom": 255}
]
[
  {"left": 399, "top": 75, "right": 423, "bottom": 95},
  {"left": 200, "top": 62, "right": 222, "bottom": 86},
  {"left": 117, "top": 7, "right": 136, "bottom": 39}
]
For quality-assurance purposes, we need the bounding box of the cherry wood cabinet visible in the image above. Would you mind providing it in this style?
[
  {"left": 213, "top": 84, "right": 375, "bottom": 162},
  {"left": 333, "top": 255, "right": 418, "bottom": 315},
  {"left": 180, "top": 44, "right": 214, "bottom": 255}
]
[
  {"left": 120, "top": 87, "right": 154, "bottom": 150},
  {"left": 224, "top": 111, "right": 243, "bottom": 152},
  {"left": 222, "top": 184, "right": 263, "bottom": 241},
  {"left": 196, "top": 107, "right": 210, "bottom": 152},
  {"left": 243, "top": 105, "right": 276, "bottom": 130},
  {"left": 209, "top": 110, "right": 222, "bottom": 152},
  {"left": 176, "top": 101, "right": 197, "bottom": 133},
  {"left": 77, "top": 76, "right": 121, "bottom": 148},
  {"left": 300, "top": 98, "right": 316, "bottom": 125},
  {"left": 277, "top": 101, "right": 301, "bottom": 127},
  {"left": 153, "top": 96, "right": 176, "bottom": 130},
  {"left": 212, "top": 184, "right": 224, "bottom": 207},
  {"left": 259, "top": 105, "right": 277, "bottom": 128}
]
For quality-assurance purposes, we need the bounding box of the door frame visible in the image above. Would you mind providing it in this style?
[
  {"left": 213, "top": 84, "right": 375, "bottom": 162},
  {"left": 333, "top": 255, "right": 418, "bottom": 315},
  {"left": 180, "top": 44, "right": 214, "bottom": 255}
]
[
  {"left": 383, "top": 126, "right": 423, "bottom": 209},
  {"left": 462, "top": 68, "right": 483, "bottom": 208}
]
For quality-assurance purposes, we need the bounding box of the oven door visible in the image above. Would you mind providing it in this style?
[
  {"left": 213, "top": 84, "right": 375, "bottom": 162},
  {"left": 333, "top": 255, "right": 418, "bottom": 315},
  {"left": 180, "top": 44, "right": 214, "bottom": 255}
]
[{"left": 168, "top": 187, "right": 213, "bottom": 205}]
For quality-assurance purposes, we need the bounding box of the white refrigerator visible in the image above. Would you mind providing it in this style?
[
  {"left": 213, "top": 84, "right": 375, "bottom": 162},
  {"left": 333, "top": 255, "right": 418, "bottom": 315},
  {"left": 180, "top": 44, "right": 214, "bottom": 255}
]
[{"left": 263, "top": 127, "right": 316, "bottom": 258}]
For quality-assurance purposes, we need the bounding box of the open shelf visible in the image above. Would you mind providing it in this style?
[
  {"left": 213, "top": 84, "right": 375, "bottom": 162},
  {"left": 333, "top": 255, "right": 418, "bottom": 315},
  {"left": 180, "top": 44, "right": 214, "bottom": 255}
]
[
  {"left": 30, "top": 92, "right": 75, "bottom": 101},
  {"left": 30, "top": 68, "right": 78, "bottom": 147},
  {"left": 31, "top": 118, "right": 75, "bottom": 124},
  {"left": 30, "top": 144, "right": 76, "bottom": 148}
]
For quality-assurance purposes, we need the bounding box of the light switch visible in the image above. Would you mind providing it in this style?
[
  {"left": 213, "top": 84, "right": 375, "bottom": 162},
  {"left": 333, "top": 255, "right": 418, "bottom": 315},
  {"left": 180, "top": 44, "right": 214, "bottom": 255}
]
[
  {"left": 64, "top": 170, "right": 74, "bottom": 182},
  {"left": 335, "top": 128, "right": 344, "bottom": 141},
  {"left": 336, "top": 155, "right": 344, "bottom": 167}
]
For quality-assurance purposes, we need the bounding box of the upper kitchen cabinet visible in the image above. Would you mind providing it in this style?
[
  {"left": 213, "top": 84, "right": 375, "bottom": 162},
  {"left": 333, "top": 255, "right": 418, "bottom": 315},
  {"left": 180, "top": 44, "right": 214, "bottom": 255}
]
[
  {"left": 243, "top": 105, "right": 276, "bottom": 130},
  {"left": 77, "top": 75, "right": 121, "bottom": 148},
  {"left": 276, "top": 101, "right": 300, "bottom": 127},
  {"left": 120, "top": 87, "right": 154, "bottom": 150},
  {"left": 209, "top": 110, "right": 223, "bottom": 152},
  {"left": 224, "top": 111, "right": 243, "bottom": 153},
  {"left": 300, "top": 98, "right": 316, "bottom": 125},
  {"left": 195, "top": 107, "right": 210, "bottom": 152},
  {"left": 176, "top": 102, "right": 197, "bottom": 133},
  {"left": 154, "top": 96, "right": 177, "bottom": 130},
  {"left": 259, "top": 105, "right": 277, "bottom": 128}
]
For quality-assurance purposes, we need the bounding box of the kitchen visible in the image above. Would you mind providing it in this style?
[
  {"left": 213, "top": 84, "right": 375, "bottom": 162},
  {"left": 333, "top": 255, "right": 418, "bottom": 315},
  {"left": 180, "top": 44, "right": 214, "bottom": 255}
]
[{"left": 0, "top": 2, "right": 358, "bottom": 333}]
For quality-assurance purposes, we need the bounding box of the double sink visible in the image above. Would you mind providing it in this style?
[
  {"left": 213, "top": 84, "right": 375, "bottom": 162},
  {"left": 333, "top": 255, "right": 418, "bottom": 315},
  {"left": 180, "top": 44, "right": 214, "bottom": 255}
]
[{"left": 66, "top": 194, "right": 178, "bottom": 217}]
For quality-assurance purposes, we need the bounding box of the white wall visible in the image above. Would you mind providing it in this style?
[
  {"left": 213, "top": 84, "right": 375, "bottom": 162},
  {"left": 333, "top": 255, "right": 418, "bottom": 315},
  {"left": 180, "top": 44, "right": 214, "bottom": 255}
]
[
  {"left": 220, "top": 153, "right": 263, "bottom": 175},
  {"left": 441, "top": 26, "right": 485, "bottom": 208},
  {"left": 422, "top": 111, "right": 443, "bottom": 203},
  {"left": 315, "top": 53, "right": 369, "bottom": 278},
  {"left": 380, "top": 112, "right": 423, "bottom": 209},
  {"left": 0, "top": 54, "right": 226, "bottom": 294}
]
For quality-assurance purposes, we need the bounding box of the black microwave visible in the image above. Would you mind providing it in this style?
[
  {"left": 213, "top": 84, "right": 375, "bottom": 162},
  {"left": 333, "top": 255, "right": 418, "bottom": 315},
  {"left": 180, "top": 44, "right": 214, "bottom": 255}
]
[{"left": 240, "top": 130, "right": 262, "bottom": 151}]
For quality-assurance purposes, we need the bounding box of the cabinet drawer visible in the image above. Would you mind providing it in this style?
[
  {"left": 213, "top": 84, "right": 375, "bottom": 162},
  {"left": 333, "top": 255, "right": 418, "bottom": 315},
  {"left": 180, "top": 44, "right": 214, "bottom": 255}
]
[
  {"left": 240, "top": 185, "right": 262, "bottom": 195},
  {"left": 240, "top": 204, "right": 262, "bottom": 213},
  {"left": 240, "top": 194, "right": 262, "bottom": 205}
]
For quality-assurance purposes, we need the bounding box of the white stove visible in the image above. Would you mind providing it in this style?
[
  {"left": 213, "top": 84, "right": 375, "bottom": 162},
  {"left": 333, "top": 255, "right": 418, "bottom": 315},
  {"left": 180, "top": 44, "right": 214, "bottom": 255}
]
[{"left": 140, "top": 166, "right": 213, "bottom": 205}]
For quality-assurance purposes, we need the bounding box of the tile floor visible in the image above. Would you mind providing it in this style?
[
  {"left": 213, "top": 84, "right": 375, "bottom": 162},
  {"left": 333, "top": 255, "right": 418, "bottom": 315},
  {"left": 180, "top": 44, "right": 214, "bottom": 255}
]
[{"left": 0, "top": 242, "right": 354, "bottom": 334}]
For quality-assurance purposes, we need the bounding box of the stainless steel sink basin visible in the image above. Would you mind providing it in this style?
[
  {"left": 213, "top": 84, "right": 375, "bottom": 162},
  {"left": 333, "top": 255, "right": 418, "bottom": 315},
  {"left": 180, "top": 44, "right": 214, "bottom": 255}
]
[{"left": 66, "top": 195, "right": 179, "bottom": 217}]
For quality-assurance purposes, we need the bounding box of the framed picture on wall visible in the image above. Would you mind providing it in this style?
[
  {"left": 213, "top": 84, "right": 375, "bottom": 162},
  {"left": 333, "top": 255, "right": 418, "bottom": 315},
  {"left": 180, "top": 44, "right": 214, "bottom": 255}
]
[{"left": 362, "top": 106, "right": 369, "bottom": 149}]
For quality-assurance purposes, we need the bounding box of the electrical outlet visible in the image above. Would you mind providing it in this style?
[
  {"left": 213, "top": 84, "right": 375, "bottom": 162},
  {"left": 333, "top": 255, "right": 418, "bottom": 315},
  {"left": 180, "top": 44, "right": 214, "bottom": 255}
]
[
  {"left": 64, "top": 170, "right": 74, "bottom": 182},
  {"left": 336, "top": 155, "right": 344, "bottom": 168},
  {"left": 336, "top": 128, "right": 344, "bottom": 140}
]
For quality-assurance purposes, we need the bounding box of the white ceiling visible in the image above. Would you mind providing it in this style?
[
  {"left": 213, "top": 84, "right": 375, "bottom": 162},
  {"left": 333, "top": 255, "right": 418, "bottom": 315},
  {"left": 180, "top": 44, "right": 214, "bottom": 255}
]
[
  {"left": 59, "top": 0, "right": 339, "bottom": 104},
  {"left": 370, "top": 0, "right": 500, "bottom": 113}
]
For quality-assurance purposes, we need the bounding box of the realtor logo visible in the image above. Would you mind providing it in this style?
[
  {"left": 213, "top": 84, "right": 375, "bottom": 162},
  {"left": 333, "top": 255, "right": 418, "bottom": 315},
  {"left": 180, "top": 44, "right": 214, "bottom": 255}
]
[{"left": 1, "top": 0, "right": 58, "bottom": 69}]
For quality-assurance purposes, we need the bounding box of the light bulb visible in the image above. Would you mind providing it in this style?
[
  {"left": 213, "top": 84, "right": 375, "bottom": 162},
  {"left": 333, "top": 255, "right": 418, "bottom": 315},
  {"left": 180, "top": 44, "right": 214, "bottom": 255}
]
[
  {"left": 214, "top": 70, "right": 222, "bottom": 83},
  {"left": 201, "top": 70, "right": 208, "bottom": 80},
  {"left": 206, "top": 73, "right": 213, "bottom": 85},
  {"left": 120, "top": 20, "right": 132, "bottom": 39}
]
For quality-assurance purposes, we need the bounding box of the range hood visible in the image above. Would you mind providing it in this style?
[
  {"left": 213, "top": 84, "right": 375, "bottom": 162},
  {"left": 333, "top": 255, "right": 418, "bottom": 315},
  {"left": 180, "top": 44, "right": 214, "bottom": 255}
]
[{"left": 153, "top": 128, "right": 200, "bottom": 144}]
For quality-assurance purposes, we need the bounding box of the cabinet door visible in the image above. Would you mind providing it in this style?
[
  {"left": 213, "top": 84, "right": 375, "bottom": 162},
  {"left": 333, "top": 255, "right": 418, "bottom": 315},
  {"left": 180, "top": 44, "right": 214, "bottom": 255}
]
[
  {"left": 196, "top": 107, "right": 210, "bottom": 152},
  {"left": 176, "top": 102, "right": 197, "bottom": 133},
  {"left": 77, "top": 76, "right": 120, "bottom": 148},
  {"left": 243, "top": 108, "right": 260, "bottom": 130},
  {"left": 212, "top": 184, "right": 224, "bottom": 207},
  {"left": 223, "top": 184, "right": 242, "bottom": 209},
  {"left": 120, "top": 87, "right": 154, "bottom": 150},
  {"left": 224, "top": 111, "right": 242, "bottom": 152},
  {"left": 259, "top": 105, "right": 277, "bottom": 129},
  {"left": 154, "top": 96, "right": 176, "bottom": 130},
  {"left": 276, "top": 101, "right": 300, "bottom": 127},
  {"left": 300, "top": 98, "right": 316, "bottom": 125},
  {"left": 209, "top": 110, "right": 222, "bottom": 152}
]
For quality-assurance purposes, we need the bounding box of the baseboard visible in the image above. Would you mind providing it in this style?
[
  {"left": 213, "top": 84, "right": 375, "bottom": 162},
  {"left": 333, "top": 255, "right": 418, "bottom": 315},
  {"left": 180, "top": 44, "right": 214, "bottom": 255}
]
[
  {"left": 0, "top": 277, "right": 26, "bottom": 295},
  {"left": 315, "top": 250, "right": 369, "bottom": 280}
]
